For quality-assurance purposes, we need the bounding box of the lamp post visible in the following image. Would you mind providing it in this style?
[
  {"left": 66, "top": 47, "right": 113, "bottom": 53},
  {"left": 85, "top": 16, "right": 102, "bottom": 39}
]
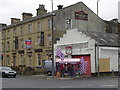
[
  {"left": 96, "top": 0, "right": 100, "bottom": 76},
  {"left": 51, "top": 0, "right": 54, "bottom": 78}
]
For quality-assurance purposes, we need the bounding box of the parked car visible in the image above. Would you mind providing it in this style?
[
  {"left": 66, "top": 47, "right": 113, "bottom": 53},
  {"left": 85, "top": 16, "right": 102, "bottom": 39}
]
[
  {"left": 0, "top": 66, "right": 17, "bottom": 78},
  {"left": 43, "top": 60, "right": 56, "bottom": 76}
]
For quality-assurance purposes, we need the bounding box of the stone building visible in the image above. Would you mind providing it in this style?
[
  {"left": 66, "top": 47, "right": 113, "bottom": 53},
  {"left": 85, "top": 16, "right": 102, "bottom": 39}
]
[
  {"left": 104, "top": 19, "right": 120, "bottom": 34},
  {"left": 0, "top": 23, "right": 7, "bottom": 65},
  {"left": 1, "top": 5, "right": 64, "bottom": 69},
  {"left": 0, "top": 2, "right": 119, "bottom": 71},
  {"left": 54, "top": 29, "right": 119, "bottom": 75},
  {"left": 53, "top": 2, "right": 120, "bottom": 34},
  {"left": 53, "top": 2, "right": 105, "bottom": 32}
]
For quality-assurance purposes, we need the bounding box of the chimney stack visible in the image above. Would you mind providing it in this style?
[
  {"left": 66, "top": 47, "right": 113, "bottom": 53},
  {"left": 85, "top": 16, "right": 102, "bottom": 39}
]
[
  {"left": 57, "top": 5, "right": 63, "bottom": 10},
  {"left": 11, "top": 18, "right": 20, "bottom": 24},
  {"left": 0, "top": 23, "right": 7, "bottom": 29},
  {"left": 22, "top": 12, "right": 33, "bottom": 20},
  {"left": 36, "top": 4, "right": 47, "bottom": 16}
]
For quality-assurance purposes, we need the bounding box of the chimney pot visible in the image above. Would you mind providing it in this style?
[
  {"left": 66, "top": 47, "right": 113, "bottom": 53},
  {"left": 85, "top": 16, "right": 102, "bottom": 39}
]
[
  {"left": 57, "top": 5, "right": 63, "bottom": 10},
  {"left": 36, "top": 4, "right": 47, "bottom": 16}
]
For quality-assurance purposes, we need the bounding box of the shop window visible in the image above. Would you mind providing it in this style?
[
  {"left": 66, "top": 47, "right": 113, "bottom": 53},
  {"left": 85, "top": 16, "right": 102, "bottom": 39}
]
[{"left": 38, "top": 54, "right": 41, "bottom": 66}]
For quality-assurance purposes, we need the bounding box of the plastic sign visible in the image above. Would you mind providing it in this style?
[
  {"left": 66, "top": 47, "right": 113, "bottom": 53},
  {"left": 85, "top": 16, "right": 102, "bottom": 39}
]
[
  {"left": 75, "top": 10, "right": 88, "bottom": 21},
  {"left": 25, "top": 40, "right": 32, "bottom": 48}
]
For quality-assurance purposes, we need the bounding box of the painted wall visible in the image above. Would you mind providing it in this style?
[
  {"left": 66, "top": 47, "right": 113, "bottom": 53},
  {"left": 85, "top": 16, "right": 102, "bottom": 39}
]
[
  {"left": 118, "top": 1, "right": 120, "bottom": 23},
  {"left": 100, "top": 47, "right": 118, "bottom": 71},
  {"left": 55, "top": 29, "right": 118, "bottom": 73},
  {"left": 54, "top": 29, "right": 96, "bottom": 73},
  {"left": 54, "top": 2, "right": 106, "bottom": 32},
  {"left": 0, "top": 30, "right": 2, "bottom": 65}
]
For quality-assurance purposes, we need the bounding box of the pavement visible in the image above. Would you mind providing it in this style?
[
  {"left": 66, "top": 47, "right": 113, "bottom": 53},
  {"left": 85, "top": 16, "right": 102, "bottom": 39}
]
[{"left": 30, "top": 74, "right": 118, "bottom": 80}]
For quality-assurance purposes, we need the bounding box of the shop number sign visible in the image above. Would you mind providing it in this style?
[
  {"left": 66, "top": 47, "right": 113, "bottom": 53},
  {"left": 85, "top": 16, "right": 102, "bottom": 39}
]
[{"left": 66, "top": 46, "right": 72, "bottom": 55}]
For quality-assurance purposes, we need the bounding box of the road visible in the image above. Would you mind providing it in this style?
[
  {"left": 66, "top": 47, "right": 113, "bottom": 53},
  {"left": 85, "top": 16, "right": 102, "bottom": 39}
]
[{"left": 0, "top": 75, "right": 118, "bottom": 88}]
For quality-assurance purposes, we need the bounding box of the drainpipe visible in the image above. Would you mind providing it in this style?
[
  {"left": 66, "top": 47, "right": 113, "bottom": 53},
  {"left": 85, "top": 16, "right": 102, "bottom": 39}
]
[{"left": 95, "top": 44, "right": 97, "bottom": 76}]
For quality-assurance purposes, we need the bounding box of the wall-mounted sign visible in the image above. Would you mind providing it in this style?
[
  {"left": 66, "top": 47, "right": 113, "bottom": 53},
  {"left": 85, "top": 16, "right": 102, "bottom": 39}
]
[
  {"left": 75, "top": 10, "right": 88, "bottom": 21},
  {"left": 35, "top": 49, "right": 43, "bottom": 52},
  {"left": 25, "top": 40, "right": 32, "bottom": 48},
  {"left": 18, "top": 50, "right": 24, "bottom": 54},
  {"left": 66, "top": 46, "right": 72, "bottom": 55}
]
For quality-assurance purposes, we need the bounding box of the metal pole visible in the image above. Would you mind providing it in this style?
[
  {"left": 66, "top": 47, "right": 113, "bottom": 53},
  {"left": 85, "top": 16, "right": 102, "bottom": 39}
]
[
  {"left": 97, "top": 0, "right": 100, "bottom": 76},
  {"left": 51, "top": 0, "right": 54, "bottom": 78}
]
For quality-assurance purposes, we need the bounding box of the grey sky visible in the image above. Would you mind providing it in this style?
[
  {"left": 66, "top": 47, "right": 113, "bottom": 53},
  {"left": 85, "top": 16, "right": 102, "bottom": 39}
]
[{"left": 0, "top": 0, "right": 119, "bottom": 25}]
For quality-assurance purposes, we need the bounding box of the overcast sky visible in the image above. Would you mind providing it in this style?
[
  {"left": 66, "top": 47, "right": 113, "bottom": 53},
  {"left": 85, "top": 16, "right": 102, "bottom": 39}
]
[{"left": 0, "top": 0, "right": 119, "bottom": 25}]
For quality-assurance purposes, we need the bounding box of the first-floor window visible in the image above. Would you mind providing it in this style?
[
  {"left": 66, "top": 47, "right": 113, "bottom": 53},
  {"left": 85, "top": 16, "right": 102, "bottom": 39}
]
[
  {"left": 38, "top": 36, "right": 40, "bottom": 46},
  {"left": 6, "top": 55, "right": 10, "bottom": 66},
  {"left": 65, "top": 18, "right": 72, "bottom": 29},
  {"left": 38, "top": 54, "right": 41, "bottom": 65}
]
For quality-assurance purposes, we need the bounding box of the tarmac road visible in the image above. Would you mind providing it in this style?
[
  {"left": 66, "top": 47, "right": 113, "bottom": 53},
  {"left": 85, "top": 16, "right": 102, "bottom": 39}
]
[{"left": 1, "top": 75, "right": 118, "bottom": 88}]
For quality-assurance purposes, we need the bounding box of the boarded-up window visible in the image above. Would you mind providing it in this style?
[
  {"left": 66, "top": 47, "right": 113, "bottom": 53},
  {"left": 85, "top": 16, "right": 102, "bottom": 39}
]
[{"left": 99, "top": 58, "right": 110, "bottom": 72}]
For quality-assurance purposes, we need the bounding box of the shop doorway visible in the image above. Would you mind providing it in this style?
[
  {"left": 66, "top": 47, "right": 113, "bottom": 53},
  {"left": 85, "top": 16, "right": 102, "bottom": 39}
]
[{"left": 72, "top": 55, "right": 91, "bottom": 76}]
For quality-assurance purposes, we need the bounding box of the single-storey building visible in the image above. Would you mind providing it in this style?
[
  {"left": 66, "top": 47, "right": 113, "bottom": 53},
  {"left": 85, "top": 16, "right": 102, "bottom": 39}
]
[{"left": 54, "top": 29, "right": 119, "bottom": 76}]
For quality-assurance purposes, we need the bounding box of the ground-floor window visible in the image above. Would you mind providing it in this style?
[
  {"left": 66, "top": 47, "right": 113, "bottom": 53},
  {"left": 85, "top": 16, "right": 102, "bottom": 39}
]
[{"left": 38, "top": 54, "right": 41, "bottom": 66}]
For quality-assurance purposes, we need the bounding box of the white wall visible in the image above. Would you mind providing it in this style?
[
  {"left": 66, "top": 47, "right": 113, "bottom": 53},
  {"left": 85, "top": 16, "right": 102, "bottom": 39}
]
[
  {"left": 54, "top": 29, "right": 96, "bottom": 73},
  {"left": 118, "top": 1, "right": 120, "bottom": 23},
  {"left": 55, "top": 29, "right": 119, "bottom": 74},
  {"left": 100, "top": 47, "right": 118, "bottom": 71},
  {"left": 0, "top": 31, "right": 2, "bottom": 65}
]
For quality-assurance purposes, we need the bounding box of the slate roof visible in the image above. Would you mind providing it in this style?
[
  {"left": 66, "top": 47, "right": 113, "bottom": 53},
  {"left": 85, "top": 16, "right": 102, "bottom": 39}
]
[{"left": 80, "top": 30, "right": 120, "bottom": 47}]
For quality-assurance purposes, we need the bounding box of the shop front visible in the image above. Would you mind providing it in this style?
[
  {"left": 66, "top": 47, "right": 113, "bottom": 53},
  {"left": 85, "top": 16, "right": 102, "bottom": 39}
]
[{"left": 55, "top": 58, "right": 91, "bottom": 77}]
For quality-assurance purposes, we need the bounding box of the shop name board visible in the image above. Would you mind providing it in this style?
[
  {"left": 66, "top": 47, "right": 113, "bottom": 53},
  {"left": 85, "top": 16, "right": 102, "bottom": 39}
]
[
  {"left": 66, "top": 46, "right": 72, "bottom": 55},
  {"left": 35, "top": 49, "right": 43, "bottom": 52},
  {"left": 75, "top": 10, "right": 88, "bottom": 21}
]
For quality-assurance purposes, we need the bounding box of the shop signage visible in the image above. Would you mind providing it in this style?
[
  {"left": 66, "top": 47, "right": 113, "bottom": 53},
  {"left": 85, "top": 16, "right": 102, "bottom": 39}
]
[
  {"left": 56, "top": 58, "right": 80, "bottom": 62},
  {"left": 18, "top": 50, "right": 24, "bottom": 54},
  {"left": 35, "top": 49, "right": 43, "bottom": 52},
  {"left": 66, "top": 46, "right": 72, "bottom": 55},
  {"left": 75, "top": 10, "right": 88, "bottom": 21},
  {"left": 25, "top": 40, "right": 32, "bottom": 48}
]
